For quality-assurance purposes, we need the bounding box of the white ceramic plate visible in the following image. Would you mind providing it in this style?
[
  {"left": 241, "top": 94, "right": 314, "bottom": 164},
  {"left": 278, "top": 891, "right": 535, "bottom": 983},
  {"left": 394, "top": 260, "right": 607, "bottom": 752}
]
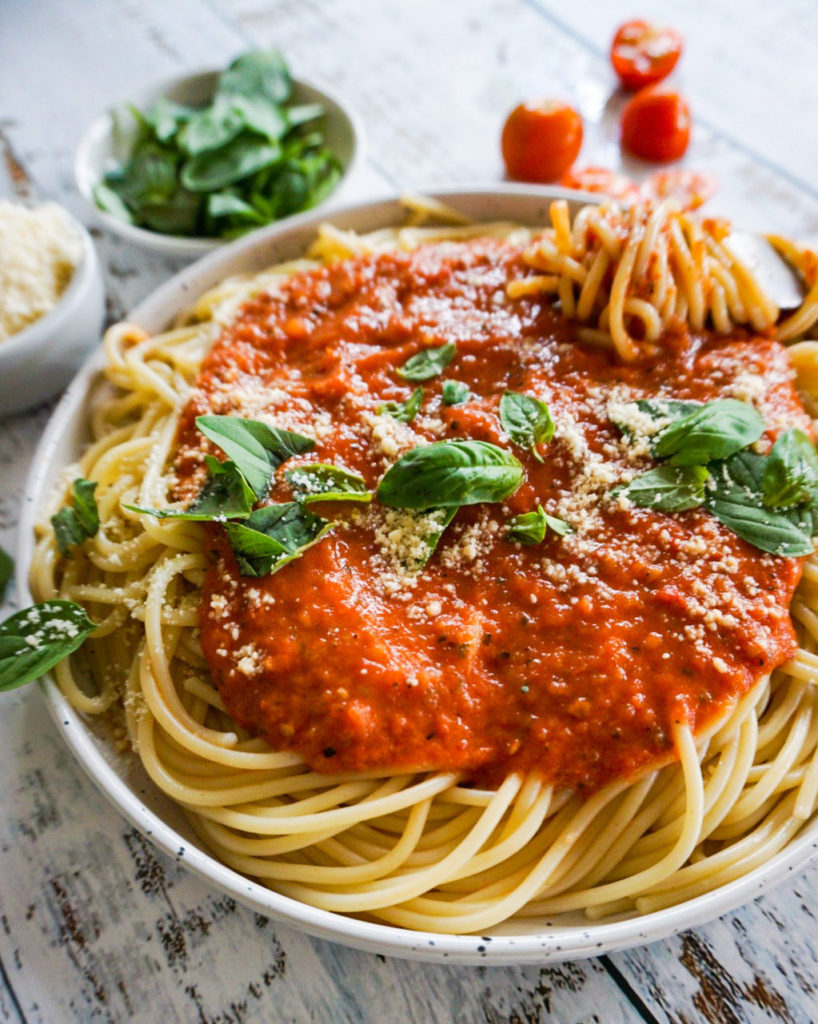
[
  {"left": 18, "top": 186, "right": 818, "bottom": 964},
  {"left": 75, "top": 68, "right": 364, "bottom": 258}
]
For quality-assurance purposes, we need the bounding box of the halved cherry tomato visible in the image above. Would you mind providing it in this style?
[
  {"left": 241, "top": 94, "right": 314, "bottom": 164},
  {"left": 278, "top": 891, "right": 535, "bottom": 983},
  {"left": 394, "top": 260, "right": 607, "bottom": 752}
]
[
  {"left": 560, "top": 165, "right": 640, "bottom": 203},
  {"left": 621, "top": 86, "right": 691, "bottom": 162},
  {"left": 501, "top": 100, "right": 583, "bottom": 183},
  {"left": 640, "top": 169, "right": 718, "bottom": 211},
  {"left": 610, "top": 19, "right": 683, "bottom": 91}
]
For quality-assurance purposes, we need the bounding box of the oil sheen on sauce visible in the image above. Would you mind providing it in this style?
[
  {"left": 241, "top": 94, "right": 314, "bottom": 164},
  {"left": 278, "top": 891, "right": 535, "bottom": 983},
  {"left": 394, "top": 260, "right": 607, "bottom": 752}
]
[{"left": 175, "top": 238, "right": 807, "bottom": 792}]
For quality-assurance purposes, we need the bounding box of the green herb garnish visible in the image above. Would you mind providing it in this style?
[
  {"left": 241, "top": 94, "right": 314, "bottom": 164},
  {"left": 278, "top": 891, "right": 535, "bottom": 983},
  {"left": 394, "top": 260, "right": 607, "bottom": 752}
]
[
  {"left": 94, "top": 50, "right": 342, "bottom": 239},
  {"left": 442, "top": 380, "right": 471, "bottom": 406},
  {"left": 51, "top": 479, "right": 100, "bottom": 556},
  {"left": 126, "top": 457, "right": 256, "bottom": 521},
  {"left": 377, "top": 387, "right": 423, "bottom": 423},
  {"left": 0, "top": 547, "right": 12, "bottom": 603},
  {"left": 286, "top": 464, "right": 372, "bottom": 504},
  {"left": 611, "top": 397, "right": 818, "bottom": 556},
  {"left": 409, "top": 507, "right": 458, "bottom": 570},
  {"left": 225, "top": 503, "right": 334, "bottom": 577},
  {"left": 507, "top": 505, "right": 572, "bottom": 545},
  {"left": 397, "top": 342, "right": 457, "bottom": 382},
  {"left": 196, "top": 415, "right": 314, "bottom": 499},
  {"left": 653, "top": 399, "right": 764, "bottom": 466},
  {"left": 706, "top": 450, "right": 815, "bottom": 556},
  {"left": 762, "top": 428, "right": 818, "bottom": 508},
  {"left": 0, "top": 601, "right": 96, "bottom": 691},
  {"left": 377, "top": 440, "right": 523, "bottom": 510},
  {"left": 499, "top": 391, "right": 554, "bottom": 463},
  {"left": 617, "top": 465, "right": 709, "bottom": 513}
]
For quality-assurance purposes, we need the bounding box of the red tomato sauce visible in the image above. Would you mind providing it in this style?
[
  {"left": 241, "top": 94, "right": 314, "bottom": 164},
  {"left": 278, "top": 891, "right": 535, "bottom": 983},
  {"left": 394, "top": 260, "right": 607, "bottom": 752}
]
[{"left": 176, "top": 238, "right": 807, "bottom": 792}]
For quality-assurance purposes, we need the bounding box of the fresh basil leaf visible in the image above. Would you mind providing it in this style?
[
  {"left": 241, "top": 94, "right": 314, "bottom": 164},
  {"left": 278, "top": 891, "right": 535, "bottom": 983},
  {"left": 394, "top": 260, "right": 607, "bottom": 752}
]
[
  {"left": 706, "top": 449, "right": 814, "bottom": 555},
  {"left": 146, "top": 97, "right": 194, "bottom": 143},
  {"left": 231, "top": 94, "right": 288, "bottom": 141},
  {"left": 115, "top": 144, "right": 178, "bottom": 206},
  {"left": 206, "top": 190, "right": 267, "bottom": 223},
  {"left": 377, "top": 387, "right": 423, "bottom": 423},
  {"left": 654, "top": 399, "right": 764, "bottom": 466},
  {"left": 543, "top": 511, "right": 573, "bottom": 536},
  {"left": 397, "top": 342, "right": 456, "bottom": 382},
  {"left": 93, "top": 182, "right": 135, "bottom": 224},
  {"left": 619, "top": 465, "right": 708, "bottom": 512},
  {"left": 196, "top": 415, "right": 314, "bottom": 499},
  {"left": 442, "top": 380, "right": 471, "bottom": 406},
  {"left": 125, "top": 457, "right": 255, "bottom": 520},
  {"left": 0, "top": 546, "right": 12, "bottom": 603},
  {"left": 705, "top": 497, "right": 814, "bottom": 556},
  {"left": 0, "top": 601, "right": 96, "bottom": 692},
  {"left": 286, "top": 464, "right": 372, "bottom": 504},
  {"left": 499, "top": 391, "right": 554, "bottom": 463},
  {"left": 178, "top": 96, "right": 245, "bottom": 156},
  {"left": 225, "top": 503, "right": 333, "bottom": 577},
  {"left": 181, "top": 134, "right": 282, "bottom": 192},
  {"left": 51, "top": 479, "right": 99, "bottom": 556},
  {"left": 218, "top": 50, "right": 292, "bottom": 106},
  {"left": 286, "top": 103, "right": 324, "bottom": 129},
  {"left": 411, "top": 507, "right": 457, "bottom": 570},
  {"left": 762, "top": 429, "right": 818, "bottom": 508},
  {"left": 507, "top": 506, "right": 572, "bottom": 544},
  {"left": 708, "top": 448, "right": 766, "bottom": 496},
  {"left": 139, "top": 187, "right": 201, "bottom": 235},
  {"left": 377, "top": 440, "right": 523, "bottom": 510},
  {"left": 507, "top": 506, "right": 547, "bottom": 545}
]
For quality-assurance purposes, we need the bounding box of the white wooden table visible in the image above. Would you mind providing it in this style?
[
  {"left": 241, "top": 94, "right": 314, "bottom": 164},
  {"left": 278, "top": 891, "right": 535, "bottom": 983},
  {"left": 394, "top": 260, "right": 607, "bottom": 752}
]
[{"left": 2, "top": 1, "right": 818, "bottom": 1021}]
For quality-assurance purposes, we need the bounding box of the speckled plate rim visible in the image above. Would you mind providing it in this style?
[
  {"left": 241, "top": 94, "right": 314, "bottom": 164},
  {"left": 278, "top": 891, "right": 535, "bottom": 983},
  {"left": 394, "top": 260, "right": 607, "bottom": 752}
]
[{"left": 18, "top": 185, "right": 818, "bottom": 965}]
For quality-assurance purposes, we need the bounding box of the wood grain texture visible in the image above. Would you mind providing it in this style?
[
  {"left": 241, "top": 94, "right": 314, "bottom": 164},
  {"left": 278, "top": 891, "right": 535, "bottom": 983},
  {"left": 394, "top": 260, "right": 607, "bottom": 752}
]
[{"left": 1, "top": 0, "right": 817, "bottom": 1021}]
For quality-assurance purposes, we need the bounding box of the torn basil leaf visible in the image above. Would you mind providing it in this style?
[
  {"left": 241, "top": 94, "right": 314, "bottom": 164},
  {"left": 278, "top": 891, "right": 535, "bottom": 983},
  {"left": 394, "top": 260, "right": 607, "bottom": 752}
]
[
  {"left": 408, "top": 507, "right": 457, "bottom": 570},
  {"left": 762, "top": 429, "right": 818, "bottom": 508},
  {"left": 543, "top": 511, "right": 573, "bottom": 536},
  {"left": 397, "top": 342, "right": 456, "bottom": 382},
  {"left": 707, "top": 450, "right": 815, "bottom": 555},
  {"left": 377, "top": 387, "right": 423, "bottom": 423},
  {"left": 442, "top": 380, "right": 471, "bottom": 406},
  {"left": 499, "top": 391, "right": 554, "bottom": 463},
  {"left": 653, "top": 399, "right": 764, "bottom": 467},
  {"left": 0, "top": 600, "right": 96, "bottom": 692},
  {"left": 225, "top": 502, "right": 334, "bottom": 577},
  {"left": 196, "top": 415, "right": 314, "bottom": 499},
  {"left": 377, "top": 440, "right": 523, "bottom": 510},
  {"left": 0, "top": 546, "right": 12, "bottom": 603},
  {"left": 619, "top": 465, "right": 709, "bottom": 512},
  {"left": 507, "top": 506, "right": 572, "bottom": 545},
  {"left": 705, "top": 497, "right": 815, "bottom": 556},
  {"left": 286, "top": 464, "right": 371, "bottom": 504},
  {"left": 125, "top": 457, "right": 255, "bottom": 520},
  {"left": 51, "top": 479, "right": 100, "bottom": 556}
]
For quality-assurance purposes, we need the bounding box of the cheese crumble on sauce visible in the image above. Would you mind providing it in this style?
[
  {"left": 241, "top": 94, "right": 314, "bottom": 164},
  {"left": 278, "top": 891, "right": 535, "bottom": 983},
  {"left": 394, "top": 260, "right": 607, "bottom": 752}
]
[{"left": 173, "top": 237, "right": 809, "bottom": 793}]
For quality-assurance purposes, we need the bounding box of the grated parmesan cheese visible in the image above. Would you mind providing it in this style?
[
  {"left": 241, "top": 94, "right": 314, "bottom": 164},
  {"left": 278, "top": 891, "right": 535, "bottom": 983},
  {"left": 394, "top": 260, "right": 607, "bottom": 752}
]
[{"left": 0, "top": 201, "right": 82, "bottom": 341}]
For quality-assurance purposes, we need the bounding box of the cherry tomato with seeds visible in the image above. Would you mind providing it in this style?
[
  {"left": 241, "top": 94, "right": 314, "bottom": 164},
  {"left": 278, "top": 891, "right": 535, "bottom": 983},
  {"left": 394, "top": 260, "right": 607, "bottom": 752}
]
[
  {"left": 621, "top": 86, "right": 691, "bottom": 162},
  {"left": 501, "top": 99, "right": 583, "bottom": 183},
  {"left": 610, "top": 19, "right": 683, "bottom": 91}
]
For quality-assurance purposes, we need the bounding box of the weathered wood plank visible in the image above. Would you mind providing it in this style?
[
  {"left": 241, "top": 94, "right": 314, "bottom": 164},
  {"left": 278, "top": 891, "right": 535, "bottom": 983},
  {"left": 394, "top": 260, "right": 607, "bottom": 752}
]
[{"left": 0, "top": 691, "right": 641, "bottom": 1024}]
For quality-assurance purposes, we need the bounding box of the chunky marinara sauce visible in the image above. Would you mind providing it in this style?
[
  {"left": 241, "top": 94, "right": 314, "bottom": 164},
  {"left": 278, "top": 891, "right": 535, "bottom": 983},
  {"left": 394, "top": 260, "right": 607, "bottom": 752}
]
[{"left": 175, "top": 238, "right": 808, "bottom": 792}]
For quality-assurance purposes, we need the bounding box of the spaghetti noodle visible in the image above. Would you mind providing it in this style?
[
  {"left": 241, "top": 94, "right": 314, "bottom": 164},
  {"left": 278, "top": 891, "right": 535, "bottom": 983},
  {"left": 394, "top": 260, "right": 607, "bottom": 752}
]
[{"left": 30, "top": 198, "right": 818, "bottom": 933}]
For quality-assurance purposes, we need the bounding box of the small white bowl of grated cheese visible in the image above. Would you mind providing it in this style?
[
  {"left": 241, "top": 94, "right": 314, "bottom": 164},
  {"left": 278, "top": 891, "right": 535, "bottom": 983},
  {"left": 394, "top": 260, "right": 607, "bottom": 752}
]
[{"left": 0, "top": 200, "right": 105, "bottom": 417}]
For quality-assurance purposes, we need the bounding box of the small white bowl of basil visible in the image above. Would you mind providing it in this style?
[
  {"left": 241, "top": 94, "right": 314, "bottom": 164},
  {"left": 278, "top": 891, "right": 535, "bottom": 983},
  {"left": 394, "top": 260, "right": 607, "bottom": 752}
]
[{"left": 74, "top": 51, "right": 364, "bottom": 258}]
